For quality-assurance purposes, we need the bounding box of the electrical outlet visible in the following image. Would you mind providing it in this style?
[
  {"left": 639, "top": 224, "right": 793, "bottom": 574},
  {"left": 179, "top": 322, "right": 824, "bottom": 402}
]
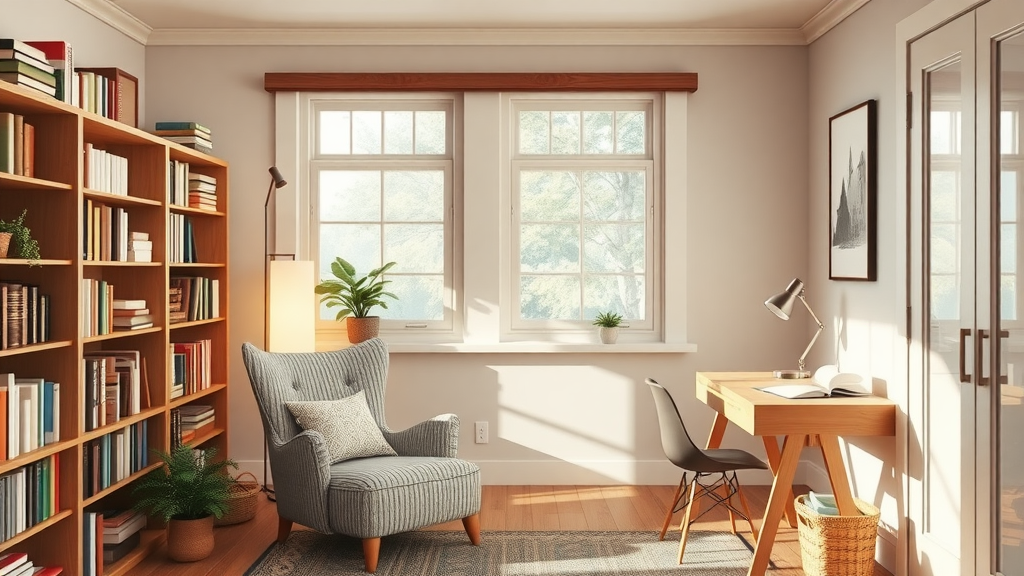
[{"left": 474, "top": 421, "right": 488, "bottom": 444}]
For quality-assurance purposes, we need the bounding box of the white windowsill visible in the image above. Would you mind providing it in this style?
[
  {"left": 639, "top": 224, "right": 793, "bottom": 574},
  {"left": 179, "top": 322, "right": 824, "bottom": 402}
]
[{"left": 386, "top": 342, "right": 698, "bottom": 353}]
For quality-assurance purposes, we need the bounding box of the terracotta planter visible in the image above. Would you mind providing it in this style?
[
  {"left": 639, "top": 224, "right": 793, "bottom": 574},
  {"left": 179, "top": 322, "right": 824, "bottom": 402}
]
[
  {"left": 167, "top": 515, "right": 215, "bottom": 562},
  {"left": 0, "top": 232, "right": 11, "bottom": 258},
  {"left": 347, "top": 316, "right": 381, "bottom": 343},
  {"left": 598, "top": 327, "right": 619, "bottom": 344}
]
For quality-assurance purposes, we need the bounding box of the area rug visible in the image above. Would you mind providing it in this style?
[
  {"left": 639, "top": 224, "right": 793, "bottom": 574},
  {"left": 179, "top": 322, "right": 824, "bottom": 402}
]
[{"left": 244, "top": 530, "right": 754, "bottom": 575}]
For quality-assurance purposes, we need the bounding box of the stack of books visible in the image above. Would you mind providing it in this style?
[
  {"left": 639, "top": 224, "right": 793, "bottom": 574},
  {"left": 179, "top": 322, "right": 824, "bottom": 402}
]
[
  {"left": 151, "top": 122, "right": 213, "bottom": 155},
  {"left": 127, "top": 231, "right": 152, "bottom": 263},
  {"left": 0, "top": 39, "right": 56, "bottom": 98},
  {"left": 178, "top": 404, "right": 214, "bottom": 444},
  {"left": 101, "top": 509, "right": 146, "bottom": 564},
  {"left": 112, "top": 299, "right": 152, "bottom": 331},
  {"left": 0, "top": 552, "right": 62, "bottom": 576},
  {"left": 187, "top": 173, "right": 217, "bottom": 211}
]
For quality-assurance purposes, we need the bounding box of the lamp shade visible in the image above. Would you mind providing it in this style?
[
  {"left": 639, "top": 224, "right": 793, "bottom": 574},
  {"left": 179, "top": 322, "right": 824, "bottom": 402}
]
[
  {"left": 267, "top": 260, "right": 315, "bottom": 353},
  {"left": 764, "top": 278, "right": 804, "bottom": 321}
]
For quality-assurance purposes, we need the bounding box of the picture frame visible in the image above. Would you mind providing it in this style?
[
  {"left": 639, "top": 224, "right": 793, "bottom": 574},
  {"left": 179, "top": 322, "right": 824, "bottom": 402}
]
[{"left": 828, "top": 99, "right": 876, "bottom": 281}]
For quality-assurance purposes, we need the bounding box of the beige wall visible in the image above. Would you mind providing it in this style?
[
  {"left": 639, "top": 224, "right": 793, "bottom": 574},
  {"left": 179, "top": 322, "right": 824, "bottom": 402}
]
[
  {"left": 137, "top": 43, "right": 810, "bottom": 485},
  {"left": 3, "top": 0, "right": 146, "bottom": 119},
  {"left": 808, "top": 0, "right": 931, "bottom": 567}
]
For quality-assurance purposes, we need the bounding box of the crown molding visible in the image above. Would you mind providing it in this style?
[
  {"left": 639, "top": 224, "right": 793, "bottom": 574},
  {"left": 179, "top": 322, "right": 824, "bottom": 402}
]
[
  {"left": 65, "top": 0, "right": 152, "bottom": 44},
  {"left": 145, "top": 27, "right": 808, "bottom": 47},
  {"left": 801, "top": 0, "right": 871, "bottom": 43}
]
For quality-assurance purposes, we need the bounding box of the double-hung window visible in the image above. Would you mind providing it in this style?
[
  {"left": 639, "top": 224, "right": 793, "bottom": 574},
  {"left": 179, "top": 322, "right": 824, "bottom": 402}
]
[
  {"left": 507, "top": 97, "right": 660, "bottom": 340},
  {"left": 311, "top": 97, "right": 457, "bottom": 336}
]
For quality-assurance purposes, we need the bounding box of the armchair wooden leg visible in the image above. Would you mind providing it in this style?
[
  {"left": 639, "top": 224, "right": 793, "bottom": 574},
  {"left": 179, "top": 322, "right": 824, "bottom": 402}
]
[
  {"left": 277, "top": 517, "right": 293, "bottom": 543},
  {"left": 462, "top": 513, "right": 482, "bottom": 545},
  {"left": 660, "top": 474, "right": 687, "bottom": 541},
  {"left": 363, "top": 538, "right": 381, "bottom": 573}
]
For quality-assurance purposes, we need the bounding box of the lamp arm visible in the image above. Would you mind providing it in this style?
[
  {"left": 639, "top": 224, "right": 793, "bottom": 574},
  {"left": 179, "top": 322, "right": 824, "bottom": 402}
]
[{"left": 796, "top": 294, "right": 825, "bottom": 372}]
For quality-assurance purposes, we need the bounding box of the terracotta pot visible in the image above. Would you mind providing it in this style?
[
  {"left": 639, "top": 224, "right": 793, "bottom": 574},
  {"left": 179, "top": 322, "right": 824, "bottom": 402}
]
[
  {"left": 598, "top": 326, "right": 619, "bottom": 344},
  {"left": 167, "top": 515, "right": 215, "bottom": 562},
  {"left": 347, "top": 316, "right": 381, "bottom": 343},
  {"left": 0, "top": 232, "right": 11, "bottom": 258}
]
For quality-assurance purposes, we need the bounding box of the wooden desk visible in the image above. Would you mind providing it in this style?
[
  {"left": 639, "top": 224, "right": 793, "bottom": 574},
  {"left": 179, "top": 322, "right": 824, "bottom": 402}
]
[{"left": 696, "top": 372, "right": 896, "bottom": 576}]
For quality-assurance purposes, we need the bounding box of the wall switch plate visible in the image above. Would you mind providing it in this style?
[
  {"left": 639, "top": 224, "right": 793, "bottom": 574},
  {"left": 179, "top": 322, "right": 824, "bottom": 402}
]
[{"left": 474, "top": 421, "right": 488, "bottom": 444}]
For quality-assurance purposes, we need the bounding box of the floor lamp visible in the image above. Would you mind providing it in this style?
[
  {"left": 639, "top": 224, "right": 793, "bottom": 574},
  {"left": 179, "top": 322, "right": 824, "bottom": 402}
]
[{"left": 262, "top": 167, "right": 316, "bottom": 500}]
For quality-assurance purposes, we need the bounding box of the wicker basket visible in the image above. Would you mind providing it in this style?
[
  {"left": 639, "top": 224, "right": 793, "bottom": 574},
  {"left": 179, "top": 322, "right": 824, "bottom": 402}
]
[
  {"left": 0, "top": 232, "right": 11, "bottom": 258},
  {"left": 795, "top": 495, "right": 880, "bottom": 576},
  {"left": 215, "top": 472, "right": 260, "bottom": 526}
]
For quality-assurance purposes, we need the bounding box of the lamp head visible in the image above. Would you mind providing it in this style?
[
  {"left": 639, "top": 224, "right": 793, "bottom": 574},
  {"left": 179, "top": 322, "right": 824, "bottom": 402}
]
[
  {"left": 764, "top": 278, "right": 804, "bottom": 321},
  {"left": 269, "top": 166, "right": 287, "bottom": 189}
]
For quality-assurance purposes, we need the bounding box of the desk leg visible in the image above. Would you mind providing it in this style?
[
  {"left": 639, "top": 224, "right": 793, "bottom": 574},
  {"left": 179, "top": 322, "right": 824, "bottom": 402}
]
[
  {"left": 706, "top": 413, "right": 729, "bottom": 449},
  {"left": 748, "top": 434, "right": 805, "bottom": 576},
  {"left": 761, "top": 436, "right": 798, "bottom": 528},
  {"left": 818, "top": 434, "right": 857, "bottom": 515}
]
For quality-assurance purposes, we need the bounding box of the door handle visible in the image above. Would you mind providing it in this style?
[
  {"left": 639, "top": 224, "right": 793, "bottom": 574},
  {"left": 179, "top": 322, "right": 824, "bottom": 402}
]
[
  {"left": 978, "top": 329, "right": 989, "bottom": 386},
  {"left": 959, "top": 328, "right": 971, "bottom": 383}
]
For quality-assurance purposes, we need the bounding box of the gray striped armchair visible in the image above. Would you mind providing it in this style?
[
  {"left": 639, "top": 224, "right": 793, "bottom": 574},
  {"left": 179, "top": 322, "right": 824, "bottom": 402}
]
[{"left": 240, "top": 338, "right": 482, "bottom": 573}]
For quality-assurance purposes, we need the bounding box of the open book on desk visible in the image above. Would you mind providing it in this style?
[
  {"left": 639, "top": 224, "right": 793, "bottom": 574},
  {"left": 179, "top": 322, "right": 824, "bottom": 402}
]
[{"left": 758, "top": 365, "right": 871, "bottom": 399}]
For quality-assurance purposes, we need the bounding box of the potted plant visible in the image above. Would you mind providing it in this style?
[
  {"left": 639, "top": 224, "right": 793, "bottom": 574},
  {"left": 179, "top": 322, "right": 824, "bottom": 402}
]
[
  {"left": 593, "top": 311, "right": 624, "bottom": 344},
  {"left": 0, "top": 209, "right": 41, "bottom": 263},
  {"left": 314, "top": 257, "right": 398, "bottom": 343},
  {"left": 132, "top": 445, "right": 238, "bottom": 562}
]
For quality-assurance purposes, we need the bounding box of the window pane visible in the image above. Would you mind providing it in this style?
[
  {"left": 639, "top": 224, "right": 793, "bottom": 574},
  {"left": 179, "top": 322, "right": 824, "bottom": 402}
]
[
  {"left": 1003, "top": 171, "right": 1018, "bottom": 221},
  {"left": 521, "top": 276, "right": 580, "bottom": 320},
  {"left": 930, "top": 111, "right": 951, "bottom": 154},
  {"left": 319, "top": 171, "right": 381, "bottom": 221},
  {"left": 584, "top": 275, "right": 645, "bottom": 320},
  {"left": 415, "top": 111, "right": 446, "bottom": 154},
  {"left": 930, "top": 223, "right": 957, "bottom": 274},
  {"left": 352, "top": 111, "right": 382, "bottom": 154},
  {"left": 378, "top": 276, "right": 443, "bottom": 320},
  {"left": 320, "top": 111, "right": 351, "bottom": 154},
  {"left": 1002, "top": 224, "right": 1016, "bottom": 274},
  {"left": 520, "top": 171, "right": 579, "bottom": 221},
  {"left": 584, "top": 224, "right": 645, "bottom": 273},
  {"left": 551, "top": 112, "right": 580, "bottom": 155},
  {"left": 384, "top": 111, "right": 413, "bottom": 154},
  {"left": 930, "top": 274, "right": 958, "bottom": 321},
  {"left": 930, "top": 171, "right": 958, "bottom": 222},
  {"left": 320, "top": 224, "right": 380, "bottom": 276},
  {"left": 383, "top": 224, "right": 444, "bottom": 273},
  {"left": 520, "top": 224, "right": 579, "bottom": 273},
  {"left": 583, "top": 112, "right": 613, "bottom": 154},
  {"left": 520, "top": 111, "right": 549, "bottom": 154},
  {"left": 1002, "top": 274, "right": 1017, "bottom": 321},
  {"left": 384, "top": 171, "right": 444, "bottom": 221},
  {"left": 583, "top": 171, "right": 646, "bottom": 221},
  {"left": 616, "top": 111, "right": 645, "bottom": 154},
  {"left": 1001, "top": 111, "right": 1017, "bottom": 155}
]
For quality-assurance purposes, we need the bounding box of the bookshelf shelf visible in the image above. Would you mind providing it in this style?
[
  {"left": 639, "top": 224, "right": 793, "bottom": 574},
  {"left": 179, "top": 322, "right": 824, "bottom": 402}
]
[
  {"left": 0, "top": 340, "right": 74, "bottom": 358},
  {"left": 186, "top": 427, "right": 224, "bottom": 448},
  {"left": 0, "top": 173, "right": 72, "bottom": 191},
  {"left": 0, "top": 79, "right": 230, "bottom": 575},
  {"left": 0, "top": 510, "right": 74, "bottom": 554},
  {"left": 81, "top": 462, "right": 164, "bottom": 507},
  {"left": 83, "top": 189, "right": 163, "bottom": 207}
]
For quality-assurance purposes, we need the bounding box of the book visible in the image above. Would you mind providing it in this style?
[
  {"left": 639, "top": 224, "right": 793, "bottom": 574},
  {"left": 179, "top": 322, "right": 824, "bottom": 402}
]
[
  {"left": 102, "top": 529, "right": 140, "bottom": 563},
  {"left": 0, "top": 61, "right": 55, "bottom": 86},
  {"left": 0, "top": 552, "right": 29, "bottom": 576},
  {"left": 101, "top": 512, "right": 145, "bottom": 544},
  {"left": 0, "top": 51, "right": 52, "bottom": 72},
  {"left": 128, "top": 231, "right": 149, "bottom": 241},
  {"left": 29, "top": 567, "right": 62, "bottom": 576},
  {"left": 112, "top": 308, "right": 149, "bottom": 317},
  {"left": 0, "top": 73, "right": 56, "bottom": 97},
  {"left": 111, "top": 299, "right": 146, "bottom": 310},
  {"left": 757, "top": 365, "right": 871, "bottom": 399},
  {"left": 161, "top": 135, "right": 213, "bottom": 148},
  {"left": 112, "top": 314, "right": 153, "bottom": 327},
  {"left": 0, "top": 40, "right": 46, "bottom": 63},
  {"left": 154, "top": 121, "right": 211, "bottom": 134},
  {"left": 24, "top": 40, "right": 74, "bottom": 105}
]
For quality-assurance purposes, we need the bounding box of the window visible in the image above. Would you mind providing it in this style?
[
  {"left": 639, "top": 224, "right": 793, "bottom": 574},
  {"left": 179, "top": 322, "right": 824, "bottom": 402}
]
[
  {"left": 310, "top": 98, "right": 457, "bottom": 334},
  {"left": 508, "top": 98, "right": 659, "bottom": 337}
]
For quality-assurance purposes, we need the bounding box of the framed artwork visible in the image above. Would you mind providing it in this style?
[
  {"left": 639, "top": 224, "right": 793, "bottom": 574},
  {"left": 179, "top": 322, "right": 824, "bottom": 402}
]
[{"left": 828, "top": 99, "right": 876, "bottom": 281}]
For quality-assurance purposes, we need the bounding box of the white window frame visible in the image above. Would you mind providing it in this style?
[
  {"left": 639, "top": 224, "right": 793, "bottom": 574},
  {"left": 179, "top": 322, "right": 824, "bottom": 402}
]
[{"left": 276, "top": 90, "right": 692, "bottom": 352}]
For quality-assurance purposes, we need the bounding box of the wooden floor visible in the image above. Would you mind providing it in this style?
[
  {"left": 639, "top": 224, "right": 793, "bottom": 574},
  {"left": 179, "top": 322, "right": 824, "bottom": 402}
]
[{"left": 130, "top": 484, "right": 894, "bottom": 576}]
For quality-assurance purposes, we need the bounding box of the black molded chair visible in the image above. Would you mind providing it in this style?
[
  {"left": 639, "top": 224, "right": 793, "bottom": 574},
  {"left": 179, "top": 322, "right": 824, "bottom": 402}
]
[{"left": 645, "top": 377, "right": 766, "bottom": 563}]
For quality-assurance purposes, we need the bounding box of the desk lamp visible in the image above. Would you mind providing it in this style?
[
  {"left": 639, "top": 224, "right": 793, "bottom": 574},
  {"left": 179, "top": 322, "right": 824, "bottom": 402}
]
[{"left": 764, "top": 278, "right": 824, "bottom": 379}]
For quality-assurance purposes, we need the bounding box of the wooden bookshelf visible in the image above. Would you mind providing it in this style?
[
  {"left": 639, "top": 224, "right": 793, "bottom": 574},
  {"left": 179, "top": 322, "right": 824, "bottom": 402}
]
[{"left": 0, "top": 79, "right": 230, "bottom": 575}]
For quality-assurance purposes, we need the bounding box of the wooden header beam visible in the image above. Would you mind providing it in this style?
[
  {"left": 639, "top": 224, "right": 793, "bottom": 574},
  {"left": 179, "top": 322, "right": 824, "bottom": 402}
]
[{"left": 264, "top": 72, "right": 698, "bottom": 93}]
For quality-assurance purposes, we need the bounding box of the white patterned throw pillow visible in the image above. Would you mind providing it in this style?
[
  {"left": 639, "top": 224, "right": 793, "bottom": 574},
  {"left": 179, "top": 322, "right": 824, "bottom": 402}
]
[{"left": 285, "top": 391, "right": 397, "bottom": 464}]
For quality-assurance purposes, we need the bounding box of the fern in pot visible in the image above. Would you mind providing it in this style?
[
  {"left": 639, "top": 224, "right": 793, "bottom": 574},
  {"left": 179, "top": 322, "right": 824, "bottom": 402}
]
[
  {"left": 314, "top": 257, "right": 398, "bottom": 343},
  {"left": 132, "top": 445, "right": 237, "bottom": 562},
  {"left": 0, "top": 209, "right": 41, "bottom": 264},
  {"left": 593, "top": 311, "right": 624, "bottom": 344}
]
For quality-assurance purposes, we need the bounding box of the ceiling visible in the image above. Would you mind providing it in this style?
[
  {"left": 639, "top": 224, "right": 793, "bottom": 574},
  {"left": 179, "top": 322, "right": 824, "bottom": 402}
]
[{"left": 71, "top": 0, "right": 869, "bottom": 46}]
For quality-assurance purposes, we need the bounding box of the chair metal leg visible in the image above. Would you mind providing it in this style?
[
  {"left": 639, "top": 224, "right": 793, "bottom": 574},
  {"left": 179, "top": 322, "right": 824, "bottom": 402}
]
[
  {"left": 363, "top": 538, "right": 381, "bottom": 573},
  {"left": 677, "top": 481, "right": 703, "bottom": 564},
  {"left": 737, "top": 485, "right": 760, "bottom": 543},
  {"left": 462, "top": 513, "right": 482, "bottom": 545},
  {"left": 660, "top": 474, "right": 687, "bottom": 541},
  {"left": 276, "top": 517, "right": 293, "bottom": 543}
]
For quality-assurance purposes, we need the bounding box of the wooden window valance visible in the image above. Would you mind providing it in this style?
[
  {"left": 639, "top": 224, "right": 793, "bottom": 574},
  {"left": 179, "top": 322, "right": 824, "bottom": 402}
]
[{"left": 264, "top": 73, "right": 697, "bottom": 93}]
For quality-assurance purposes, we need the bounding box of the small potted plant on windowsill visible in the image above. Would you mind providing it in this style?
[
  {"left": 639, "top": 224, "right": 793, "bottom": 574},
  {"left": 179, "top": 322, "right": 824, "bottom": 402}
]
[
  {"left": 314, "top": 257, "right": 399, "bottom": 343},
  {"left": 593, "top": 311, "right": 624, "bottom": 344},
  {"left": 0, "top": 209, "right": 41, "bottom": 264}
]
